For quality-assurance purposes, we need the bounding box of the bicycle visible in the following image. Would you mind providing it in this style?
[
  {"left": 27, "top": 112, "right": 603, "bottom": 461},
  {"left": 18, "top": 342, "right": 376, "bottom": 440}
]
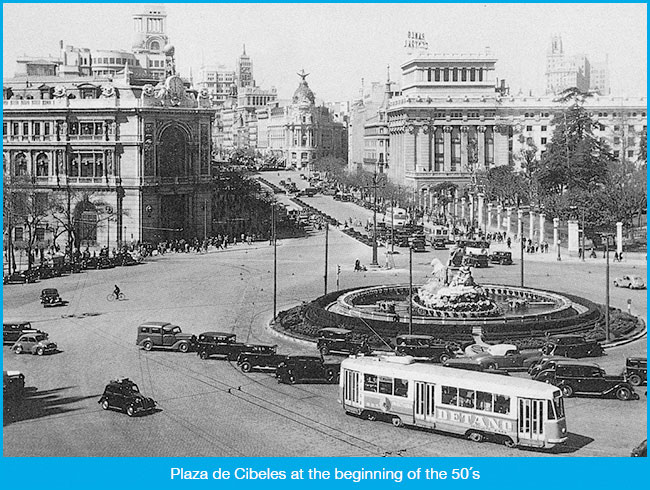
[{"left": 106, "top": 292, "right": 125, "bottom": 302}]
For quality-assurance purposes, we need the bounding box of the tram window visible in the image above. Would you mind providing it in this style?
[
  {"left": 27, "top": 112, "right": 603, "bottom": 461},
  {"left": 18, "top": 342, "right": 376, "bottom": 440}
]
[
  {"left": 553, "top": 396, "right": 565, "bottom": 418},
  {"left": 494, "top": 395, "right": 510, "bottom": 414},
  {"left": 547, "top": 400, "right": 555, "bottom": 420},
  {"left": 364, "top": 374, "right": 378, "bottom": 392},
  {"left": 394, "top": 378, "right": 408, "bottom": 397},
  {"left": 378, "top": 376, "right": 393, "bottom": 395},
  {"left": 459, "top": 389, "right": 475, "bottom": 408},
  {"left": 476, "top": 391, "right": 493, "bottom": 411},
  {"left": 442, "top": 386, "right": 458, "bottom": 405}
]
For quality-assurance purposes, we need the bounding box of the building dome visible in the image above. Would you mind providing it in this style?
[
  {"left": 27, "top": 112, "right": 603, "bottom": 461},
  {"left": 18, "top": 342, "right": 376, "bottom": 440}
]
[
  {"left": 163, "top": 44, "right": 175, "bottom": 56},
  {"left": 292, "top": 70, "right": 315, "bottom": 106}
]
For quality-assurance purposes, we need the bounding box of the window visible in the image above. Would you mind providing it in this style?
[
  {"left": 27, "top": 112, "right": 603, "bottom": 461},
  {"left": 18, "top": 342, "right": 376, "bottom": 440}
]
[
  {"left": 14, "top": 227, "right": 23, "bottom": 241},
  {"left": 628, "top": 137, "right": 635, "bottom": 146},
  {"left": 629, "top": 125, "right": 635, "bottom": 131},
  {"left": 441, "top": 386, "right": 458, "bottom": 405},
  {"left": 44, "top": 122, "right": 51, "bottom": 136},
  {"left": 494, "top": 394, "right": 510, "bottom": 414},
  {"left": 378, "top": 376, "right": 393, "bottom": 395},
  {"left": 461, "top": 68, "right": 467, "bottom": 81},
  {"left": 614, "top": 125, "right": 620, "bottom": 131},
  {"left": 393, "top": 378, "right": 408, "bottom": 398},
  {"left": 458, "top": 388, "right": 475, "bottom": 408},
  {"left": 526, "top": 125, "right": 533, "bottom": 131},
  {"left": 613, "top": 136, "right": 620, "bottom": 145},
  {"left": 541, "top": 137, "right": 547, "bottom": 145},
  {"left": 32, "top": 122, "right": 40, "bottom": 136},
  {"left": 36, "top": 153, "right": 49, "bottom": 176},
  {"left": 364, "top": 374, "right": 377, "bottom": 392},
  {"left": 614, "top": 150, "right": 620, "bottom": 158},
  {"left": 541, "top": 125, "right": 547, "bottom": 132},
  {"left": 35, "top": 228, "right": 46, "bottom": 241},
  {"left": 443, "top": 68, "right": 449, "bottom": 82},
  {"left": 3, "top": 123, "right": 6, "bottom": 136},
  {"left": 109, "top": 58, "right": 115, "bottom": 64},
  {"left": 476, "top": 391, "right": 493, "bottom": 411},
  {"left": 23, "top": 122, "right": 29, "bottom": 135},
  {"left": 627, "top": 150, "right": 634, "bottom": 158}
]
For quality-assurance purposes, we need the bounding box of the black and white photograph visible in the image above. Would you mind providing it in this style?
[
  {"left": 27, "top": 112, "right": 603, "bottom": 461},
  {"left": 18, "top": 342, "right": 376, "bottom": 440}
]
[{"left": 2, "top": 2, "right": 647, "bottom": 458}]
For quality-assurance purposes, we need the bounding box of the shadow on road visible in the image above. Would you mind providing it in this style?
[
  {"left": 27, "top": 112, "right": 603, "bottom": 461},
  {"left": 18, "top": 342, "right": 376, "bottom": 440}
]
[{"left": 3, "top": 385, "right": 100, "bottom": 427}]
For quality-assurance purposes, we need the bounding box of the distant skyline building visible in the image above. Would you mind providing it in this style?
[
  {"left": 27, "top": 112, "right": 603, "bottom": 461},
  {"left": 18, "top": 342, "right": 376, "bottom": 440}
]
[{"left": 545, "top": 34, "right": 611, "bottom": 95}]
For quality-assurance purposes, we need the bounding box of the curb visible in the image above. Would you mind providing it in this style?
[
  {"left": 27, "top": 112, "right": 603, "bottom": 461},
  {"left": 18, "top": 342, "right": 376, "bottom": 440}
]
[{"left": 603, "top": 324, "right": 647, "bottom": 349}]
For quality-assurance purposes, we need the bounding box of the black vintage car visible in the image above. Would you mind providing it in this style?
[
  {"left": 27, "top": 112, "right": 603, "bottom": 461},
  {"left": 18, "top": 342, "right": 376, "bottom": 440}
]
[
  {"left": 40, "top": 288, "right": 65, "bottom": 307},
  {"left": 3, "top": 320, "right": 46, "bottom": 345},
  {"left": 542, "top": 334, "right": 604, "bottom": 358},
  {"left": 625, "top": 357, "right": 647, "bottom": 386},
  {"left": 98, "top": 378, "right": 156, "bottom": 417},
  {"left": 237, "top": 345, "right": 286, "bottom": 373},
  {"left": 316, "top": 327, "right": 370, "bottom": 356},
  {"left": 276, "top": 356, "right": 340, "bottom": 384},
  {"left": 534, "top": 362, "right": 639, "bottom": 400},
  {"left": 442, "top": 358, "right": 511, "bottom": 376},
  {"left": 394, "top": 334, "right": 456, "bottom": 363},
  {"left": 4, "top": 269, "right": 38, "bottom": 284},
  {"left": 462, "top": 254, "right": 489, "bottom": 268},
  {"left": 489, "top": 251, "right": 513, "bottom": 265},
  {"left": 432, "top": 238, "right": 447, "bottom": 250},
  {"left": 196, "top": 331, "right": 249, "bottom": 360}
]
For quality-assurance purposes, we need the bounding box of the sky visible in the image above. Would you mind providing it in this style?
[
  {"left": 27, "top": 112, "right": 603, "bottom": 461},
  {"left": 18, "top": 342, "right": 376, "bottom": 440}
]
[{"left": 2, "top": 2, "right": 647, "bottom": 102}]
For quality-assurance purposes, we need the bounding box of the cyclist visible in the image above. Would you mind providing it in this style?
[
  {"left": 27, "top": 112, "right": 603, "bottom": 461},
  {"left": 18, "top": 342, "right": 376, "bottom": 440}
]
[{"left": 113, "top": 284, "right": 121, "bottom": 300}]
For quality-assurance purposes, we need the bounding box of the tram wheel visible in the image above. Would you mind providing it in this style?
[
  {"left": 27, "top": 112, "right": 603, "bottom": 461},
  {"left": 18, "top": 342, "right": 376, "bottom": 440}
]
[
  {"left": 503, "top": 437, "right": 516, "bottom": 448},
  {"left": 365, "top": 411, "right": 377, "bottom": 422},
  {"left": 391, "top": 416, "right": 403, "bottom": 428},
  {"left": 467, "top": 431, "right": 485, "bottom": 443}
]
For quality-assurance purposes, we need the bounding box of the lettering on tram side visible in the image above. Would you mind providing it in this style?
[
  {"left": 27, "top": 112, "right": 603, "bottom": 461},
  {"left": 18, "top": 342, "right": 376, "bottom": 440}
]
[{"left": 436, "top": 408, "right": 513, "bottom": 433}]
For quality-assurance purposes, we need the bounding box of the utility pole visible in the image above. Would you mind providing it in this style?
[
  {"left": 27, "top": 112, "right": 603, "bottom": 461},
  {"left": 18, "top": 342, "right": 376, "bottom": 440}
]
[
  {"left": 272, "top": 204, "right": 277, "bottom": 322},
  {"left": 409, "top": 246, "right": 413, "bottom": 335},
  {"left": 519, "top": 216, "right": 525, "bottom": 287},
  {"left": 204, "top": 198, "right": 208, "bottom": 239},
  {"left": 323, "top": 223, "right": 329, "bottom": 294}
]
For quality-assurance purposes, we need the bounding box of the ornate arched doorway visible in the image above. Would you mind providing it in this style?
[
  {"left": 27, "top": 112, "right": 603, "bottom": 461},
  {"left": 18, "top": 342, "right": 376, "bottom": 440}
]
[
  {"left": 158, "top": 125, "right": 187, "bottom": 178},
  {"left": 74, "top": 199, "right": 98, "bottom": 247}
]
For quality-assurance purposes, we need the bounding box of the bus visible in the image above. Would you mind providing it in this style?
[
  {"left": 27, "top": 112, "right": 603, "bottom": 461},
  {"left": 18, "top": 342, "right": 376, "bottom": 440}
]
[
  {"left": 382, "top": 207, "right": 408, "bottom": 229},
  {"left": 424, "top": 224, "right": 451, "bottom": 244},
  {"left": 340, "top": 355, "right": 567, "bottom": 449},
  {"left": 458, "top": 239, "right": 490, "bottom": 256}
]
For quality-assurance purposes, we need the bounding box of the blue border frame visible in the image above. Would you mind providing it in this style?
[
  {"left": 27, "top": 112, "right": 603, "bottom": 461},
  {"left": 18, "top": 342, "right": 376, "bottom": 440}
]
[{"left": 2, "top": 1, "right": 648, "bottom": 489}]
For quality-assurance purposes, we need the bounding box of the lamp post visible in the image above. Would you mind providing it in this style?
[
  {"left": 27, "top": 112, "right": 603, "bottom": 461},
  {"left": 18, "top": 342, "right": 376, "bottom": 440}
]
[
  {"left": 599, "top": 232, "right": 614, "bottom": 342},
  {"left": 518, "top": 215, "right": 524, "bottom": 287},
  {"left": 409, "top": 245, "right": 413, "bottom": 335},
  {"left": 323, "top": 223, "right": 329, "bottom": 294},
  {"left": 272, "top": 203, "right": 277, "bottom": 322}
]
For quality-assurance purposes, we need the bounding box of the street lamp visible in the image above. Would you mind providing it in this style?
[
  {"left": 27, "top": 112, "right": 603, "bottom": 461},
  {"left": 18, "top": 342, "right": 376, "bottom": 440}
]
[
  {"left": 518, "top": 215, "right": 525, "bottom": 287},
  {"left": 599, "top": 232, "right": 614, "bottom": 342},
  {"left": 409, "top": 245, "right": 413, "bottom": 335}
]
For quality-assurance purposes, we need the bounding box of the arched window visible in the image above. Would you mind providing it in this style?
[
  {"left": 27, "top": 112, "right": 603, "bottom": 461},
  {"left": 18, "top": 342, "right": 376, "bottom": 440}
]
[
  {"left": 150, "top": 40, "right": 160, "bottom": 51},
  {"left": 74, "top": 199, "right": 98, "bottom": 246},
  {"left": 478, "top": 68, "right": 484, "bottom": 82},
  {"left": 427, "top": 68, "right": 432, "bottom": 82},
  {"left": 36, "top": 153, "right": 49, "bottom": 177},
  {"left": 434, "top": 68, "right": 441, "bottom": 82},
  {"left": 462, "top": 68, "right": 467, "bottom": 81},
  {"left": 159, "top": 125, "right": 188, "bottom": 178},
  {"left": 470, "top": 68, "right": 476, "bottom": 82},
  {"left": 13, "top": 152, "right": 28, "bottom": 176}
]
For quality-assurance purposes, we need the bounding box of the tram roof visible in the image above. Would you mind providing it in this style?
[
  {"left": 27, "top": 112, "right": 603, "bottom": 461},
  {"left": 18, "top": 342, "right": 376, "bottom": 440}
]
[{"left": 342, "top": 356, "right": 561, "bottom": 399}]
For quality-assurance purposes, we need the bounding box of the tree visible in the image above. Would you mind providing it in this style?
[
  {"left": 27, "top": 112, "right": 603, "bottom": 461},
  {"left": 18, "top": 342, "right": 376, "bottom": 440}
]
[
  {"left": 313, "top": 156, "right": 346, "bottom": 180},
  {"left": 639, "top": 128, "right": 647, "bottom": 165},
  {"left": 483, "top": 166, "right": 527, "bottom": 206},
  {"left": 538, "top": 88, "right": 614, "bottom": 196}
]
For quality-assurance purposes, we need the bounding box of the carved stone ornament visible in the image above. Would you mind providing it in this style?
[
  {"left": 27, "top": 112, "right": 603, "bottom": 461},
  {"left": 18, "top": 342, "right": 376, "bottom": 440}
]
[
  {"left": 460, "top": 126, "right": 470, "bottom": 133},
  {"left": 443, "top": 125, "right": 453, "bottom": 133},
  {"left": 142, "top": 84, "right": 155, "bottom": 97},
  {"left": 199, "top": 87, "right": 210, "bottom": 99},
  {"left": 477, "top": 125, "right": 487, "bottom": 133},
  {"left": 408, "top": 124, "right": 416, "bottom": 134},
  {"left": 101, "top": 85, "right": 115, "bottom": 98},
  {"left": 53, "top": 85, "right": 66, "bottom": 98},
  {"left": 421, "top": 125, "right": 430, "bottom": 134}
]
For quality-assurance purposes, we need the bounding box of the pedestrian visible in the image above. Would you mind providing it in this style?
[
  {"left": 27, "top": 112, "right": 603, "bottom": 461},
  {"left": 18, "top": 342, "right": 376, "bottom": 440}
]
[
  {"left": 614, "top": 251, "right": 619, "bottom": 262},
  {"left": 506, "top": 237, "right": 511, "bottom": 249}
]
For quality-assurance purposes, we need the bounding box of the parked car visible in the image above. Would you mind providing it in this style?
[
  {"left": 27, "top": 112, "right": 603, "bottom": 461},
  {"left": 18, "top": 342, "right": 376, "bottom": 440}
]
[
  {"left": 489, "top": 251, "right": 513, "bottom": 265},
  {"left": 526, "top": 355, "right": 581, "bottom": 377},
  {"left": 4, "top": 269, "right": 38, "bottom": 284},
  {"left": 462, "top": 253, "right": 489, "bottom": 268},
  {"left": 98, "top": 378, "right": 156, "bottom": 417},
  {"left": 196, "top": 331, "right": 250, "bottom": 360},
  {"left": 542, "top": 334, "right": 604, "bottom": 358},
  {"left": 136, "top": 322, "right": 196, "bottom": 353},
  {"left": 40, "top": 288, "right": 65, "bottom": 307},
  {"left": 12, "top": 333, "right": 57, "bottom": 355},
  {"left": 3, "top": 320, "right": 46, "bottom": 345},
  {"left": 394, "top": 334, "right": 456, "bottom": 363},
  {"left": 534, "top": 361, "right": 639, "bottom": 400},
  {"left": 432, "top": 238, "right": 447, "bottom": 250},
  {"left": 3, "top": 370, "right": 25, "bottom": 400},
  {"left": 471, "top": 343, "right": 544, "bottom": 371},
  {"left": 624, "top": 357, "right": 647, "bottom": 386},
  {"left": 442, "top": 358, "right": 510, "bottom": 376},
  {"left": 316, "top": 327, "right": 370, "bottom": 356},
  {"left": 117, "top": 252, "right": 139, "bottom": 266},
  {"left": 36, "top": 264, "right": 60, "bottom": 280},
  {"left": 237, "top": 345, "right": 287, "bottom": 373},
  {"left": 276, "top": 356, "right": 340, "bottom": 384},
  {"left": 614, "top": 275, "right": 646, "bottom": 289},
  {"left": 96, "top": 256, "right": 115, "bottom": 269},
  {"left": 631, "top": 439, "right": 647, "bottom": 457}
]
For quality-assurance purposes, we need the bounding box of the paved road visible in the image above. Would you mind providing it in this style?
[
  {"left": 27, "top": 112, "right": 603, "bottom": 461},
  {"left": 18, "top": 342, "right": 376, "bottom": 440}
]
[{"left": 3, "top": 173, "right": 647, "bottom": 457}]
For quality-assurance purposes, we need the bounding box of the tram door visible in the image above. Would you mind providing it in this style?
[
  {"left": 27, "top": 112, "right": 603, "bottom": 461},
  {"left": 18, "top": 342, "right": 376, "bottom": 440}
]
[
  {"left": 343, "top": 369, "right": 361, "bottom": 409},
  {"left": 414, "top": 382, "right": 435, "bottom": 425},
  {"left": 517, "top": 398, "right": 545, "bottom": 443}
]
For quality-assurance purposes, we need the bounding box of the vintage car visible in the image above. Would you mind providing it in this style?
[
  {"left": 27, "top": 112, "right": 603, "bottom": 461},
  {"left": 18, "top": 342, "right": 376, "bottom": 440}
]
[
  {"left": 631, "top": 439, "right": 647, "bottom": 457},
  {"left": 409, "top": 234, "right": 427, "bottom": 252},
  {"left": 489, "top": 251, "right": 513, "bottom": 265},
  {"left": 541, "top": 334, "right": 604, "bottom": 358},
  {"left": 534, "top": 361, "right": 639, "bottom": 400},
  {"left": 394, "top": 334, "right": 457, "bottom": 363},
  {"left": 136, "top": 322, "right": 196, "bottom": 353},
  {"left": 4, "top": 269, "right": 38, "bottom": 284},
  {"left": 12, "top": 332, "right": 58, "bottom": 355},
  {"left": 117, "top": 252, "right": 139, "bottom": 266},
  {"left": 614, "top": 275, "right": 646, "bottom": 289},
  {"left": 3, "top": 370, "right": 25, "bottom": 400},
  {"left": 442, "top": 358, "right": 510, "bottom": 376},
  {"left": 432, "top": 237, "right": 448, "bottom": 250},
  {"left": 40, "top": 288, "right": 65, "bottom": 307},
  {"left": 96, "top": 256, "right": 115, "bottom": 269},
  {"left": 236, "top": 345, "right": 287, "bottom": 373},
  {"left": 316, "top": 327, "right": 371, "bottom": 356},
  {"left": 468, "top": 343, "right": 543, "bottom": 371},
  {"left": 276, "top": 356, "right": 340, "bottom": 384},
  {"left": 98, "top": 378, "right": 156, "bottom": 417},
  {"left": 3, "top": 320, "right": 46, "bottom": 345},
  {"left": 196, "top": 331, "right": 250, "bottom": 360},
  {"left": 526, "top": 355, "right": 581, "bottom": 377},
  {"left": 624, "top": 357, "right": 647, "bottom": 386},
  {"left": 462, "top": 253, "right": 489, "bottom": 268}
]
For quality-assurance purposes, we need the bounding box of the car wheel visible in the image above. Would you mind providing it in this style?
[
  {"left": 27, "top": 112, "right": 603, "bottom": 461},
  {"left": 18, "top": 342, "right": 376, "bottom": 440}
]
[
  {"left": 467, "top": 431, "right": 485, "bottom": 443},
  {"left": 126, "top": 406, "right": 136, "bottom": 417},
  {"left": 320, "top": 346, "right": 329, "bottom": 356},
  {"left": 628, "top": 374, "right": 642, "bottom": 386},
  {"left": 486, "top": 362, "right": 498, "bottom": 370},
  {"left": 616, "top": 386, "right": 632, "bottom": 401},
  {"left": 628, "top": 284, "right": 633, "bottom": 289},
  {"left": 36, "top": 347, "right": 44, "bottom": 356},
  {"left": 391, "top": 416, "right": 403, "bottom": 428},
  {"left": 101, "top": 399, "right": 110, "bottom": 410},
  {"left": 199, "top": 350, "right": 208, "bottom": 360},
  {"left": 14, "top": 345, "right": 23, "bottom": 354},
  {"left": 439, "top": 353, "right": 450, "bottom": 363},
  {"left": 613, "top": 281, "right": 619, "bottom": 287},
  {"left": 288, "top": 374, "right": 296, "bottom": 385},
  {"left": 561, "top": 384, "right": 574, "bottom": 397},
  {"left": 142, "top": 340, "right": 153, "bottom": 351},
  {"left": 240, "top": 362, "right": 252, "bottom": 373},
  {"left": 178, "top": 343, "right": 189, "bottom": 353}
]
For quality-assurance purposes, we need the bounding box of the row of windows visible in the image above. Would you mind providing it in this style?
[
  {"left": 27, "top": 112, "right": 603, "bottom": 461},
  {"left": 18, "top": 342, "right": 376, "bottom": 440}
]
[
  {"left": 523, "top": 112, "right": 551, "bottom": 118},
  {"left": 432, "top": 111, "right": 496, "bottom": 119},
  {"left": 425, "top": 67, "right": 485, "bottom": 83},
  {"left": 93, "top": 57, "right": 137, "bottom": 66},
  {"left": 441, "top": 386, "right": 511, "bottom": 414},
  {"left": 597, "top": 111, "right": 646, "bottom": 118},
  {"left": 363, "top": 374, "right": 409, "bottom": 397},
  {"left": 4, "top": 121, "right": 110, "bottom": 138},
  {"left": 13, "top": 226, "right": 46, "bottom": 242}
]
